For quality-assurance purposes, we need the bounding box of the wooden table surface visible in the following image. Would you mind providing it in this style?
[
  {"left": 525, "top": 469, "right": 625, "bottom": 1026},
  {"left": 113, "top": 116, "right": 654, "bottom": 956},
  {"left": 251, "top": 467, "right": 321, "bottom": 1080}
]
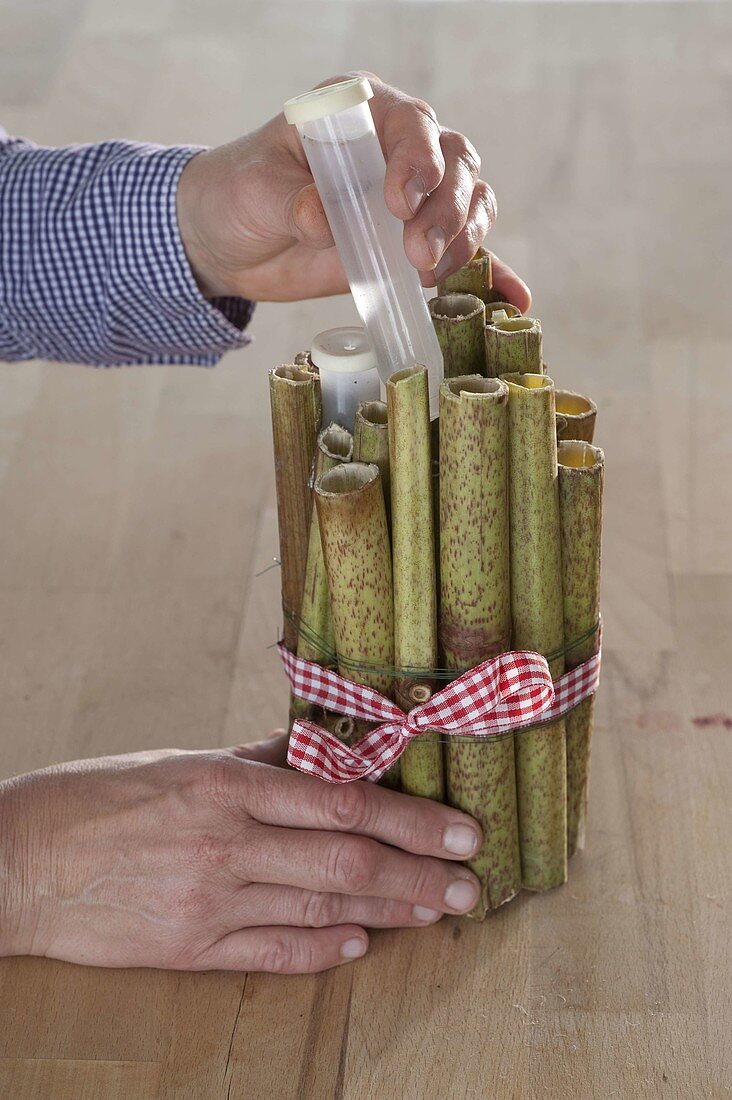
[{"left": 1, "top": 2, "right": 731, "bottom": 1097}]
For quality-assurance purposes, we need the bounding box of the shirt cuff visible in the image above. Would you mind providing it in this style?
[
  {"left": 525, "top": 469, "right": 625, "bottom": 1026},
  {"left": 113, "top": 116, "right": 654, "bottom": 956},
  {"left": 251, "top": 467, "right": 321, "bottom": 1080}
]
[
  {"left": 209, "top": 295, "right": 257, "bottom": 333},
  {"left": 107, "top": 144, "right": 255, "bottom": 366}
]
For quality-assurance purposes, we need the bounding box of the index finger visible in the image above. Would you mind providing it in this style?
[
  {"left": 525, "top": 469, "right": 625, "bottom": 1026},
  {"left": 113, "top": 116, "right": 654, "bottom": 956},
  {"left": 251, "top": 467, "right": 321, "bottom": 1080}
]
[
  {"left": 491, "top": 253, "right": 533, "bottom": 314},
  {"left": 227, "top": 754, "right": 482, "bottom": 861},
  {"left": 350, "top": 71, "right": 446, "bottom": 221}
]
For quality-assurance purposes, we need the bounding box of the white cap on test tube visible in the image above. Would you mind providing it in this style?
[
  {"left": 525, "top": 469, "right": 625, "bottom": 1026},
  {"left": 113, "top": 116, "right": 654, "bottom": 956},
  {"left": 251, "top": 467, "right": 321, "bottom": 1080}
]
[
  {"left": 283, "top": 77, "right": 373, "bottom": 125},
  {"left": 310, "top": 327, "right": 381, "bottom": 432}
]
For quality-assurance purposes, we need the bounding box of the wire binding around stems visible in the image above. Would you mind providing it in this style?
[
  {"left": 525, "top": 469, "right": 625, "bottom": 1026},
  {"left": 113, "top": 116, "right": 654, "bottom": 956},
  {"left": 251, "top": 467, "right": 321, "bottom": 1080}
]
[
  {"left": 281, "top": 604, "right": 600, "bottom": 682},
  {"left": 280, "top": 627, "right": 601, "bottom": 757}
]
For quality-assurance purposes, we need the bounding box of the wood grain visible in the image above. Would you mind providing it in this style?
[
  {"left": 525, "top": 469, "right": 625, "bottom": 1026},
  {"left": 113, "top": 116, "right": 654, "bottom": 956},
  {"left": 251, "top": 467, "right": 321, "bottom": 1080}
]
[{"left": 1, "top": 2, "right": 731, "bottom": 1097}]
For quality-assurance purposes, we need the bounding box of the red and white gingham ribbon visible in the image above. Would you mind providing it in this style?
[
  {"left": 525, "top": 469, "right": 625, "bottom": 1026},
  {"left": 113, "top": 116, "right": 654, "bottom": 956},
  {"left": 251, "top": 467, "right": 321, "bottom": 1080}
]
[{"left": 279, "top": 639, "right": 601, "bottom": 783}]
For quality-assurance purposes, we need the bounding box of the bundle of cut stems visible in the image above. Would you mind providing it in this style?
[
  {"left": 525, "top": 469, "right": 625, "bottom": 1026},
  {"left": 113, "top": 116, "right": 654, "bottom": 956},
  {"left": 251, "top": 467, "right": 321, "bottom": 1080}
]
[
  {"left": 503, "top": 372, "right": 567, "bottom": 891},
  {"left": 437, "top": 247, "right": 493, "bottom": 302},
  {"left": 387, "top": 366, "right": 442, "bottom": 800},
  {"left": 555, "top": 390, "right": 598, "bottom": 444},
  {"left": 297, "top": 424, "right": 353, "bottom": 667},
  {"left": 429, "top": 294, "right": 486, "bottom": 379},
  {"left": 558, "top": 441, "right": 604, "bottom": 857},
  {"left": 315, "top": 463, "right": 394, "bottom": 698},
  {"left": 269, "top": 366, "right": 320, "bottom": 656},
  {"left": 485, "top": 316, "right": 543, "bottom": 378},
  {"left": 276, "top": 287, "right": 604, "bottom": 904},
  {"left": 440, "top": 375, "right": 520, "bottom": 915}
]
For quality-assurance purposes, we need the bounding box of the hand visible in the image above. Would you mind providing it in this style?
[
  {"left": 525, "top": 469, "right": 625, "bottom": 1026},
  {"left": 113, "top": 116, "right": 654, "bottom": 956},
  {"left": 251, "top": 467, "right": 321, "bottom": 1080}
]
[
  {"left": 0, "top": 738, "right": 483, "bottom": 974},
  {"left": 176, "top": 71, "right": 531, "bottom": 308}
]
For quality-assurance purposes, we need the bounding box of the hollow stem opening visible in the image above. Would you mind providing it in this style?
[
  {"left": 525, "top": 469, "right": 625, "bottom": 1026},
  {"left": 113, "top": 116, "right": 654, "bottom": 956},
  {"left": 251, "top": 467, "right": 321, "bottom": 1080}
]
[
  {"left": 319, "top": 423, "right": 353, "bottom": 461},
  {"left": 317, "top": 461, "right": 378, "bottom": 494},
  {"left": 502, "top": 372, "right": 550, "bottom": 391},
  {"left": 557, "top": 441, "right": 603, "bottom": 470},
  {"left": 429, "top": 293, "right": 484, "bottom": 321},
  {"left": 445, "top": 375, "right": 504, "bottom": 397},
  {"left": 357, "top": 400, "right": 388, "bottom": 426},
  {"left": 489, "top": 317, "right": 537, "bottom": 333},
  {"left": 555, "top": 391, "right": 596, "bottom": 417},
  {"left": 274, "top": 365, "right": 312, "bottom": 383}
]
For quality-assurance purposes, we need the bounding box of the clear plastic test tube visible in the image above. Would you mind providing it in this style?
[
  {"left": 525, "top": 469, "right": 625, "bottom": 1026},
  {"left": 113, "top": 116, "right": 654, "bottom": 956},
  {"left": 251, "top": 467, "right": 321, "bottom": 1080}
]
[{"left": 284, "top": 77, "right": 444, "bottom": 418}]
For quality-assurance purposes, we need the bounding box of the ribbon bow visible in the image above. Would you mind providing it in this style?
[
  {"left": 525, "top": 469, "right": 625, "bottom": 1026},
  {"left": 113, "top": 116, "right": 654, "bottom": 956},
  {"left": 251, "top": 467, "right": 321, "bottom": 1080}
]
[{"left": 279, "top": 642, "right": 601, "bottom": 783}]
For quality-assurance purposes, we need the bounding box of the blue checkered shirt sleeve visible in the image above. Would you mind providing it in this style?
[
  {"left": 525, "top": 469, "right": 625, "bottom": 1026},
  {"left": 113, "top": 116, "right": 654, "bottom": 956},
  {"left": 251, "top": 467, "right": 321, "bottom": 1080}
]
[{"left": 0, "top": 134, "right": 255, "bottom": 365}]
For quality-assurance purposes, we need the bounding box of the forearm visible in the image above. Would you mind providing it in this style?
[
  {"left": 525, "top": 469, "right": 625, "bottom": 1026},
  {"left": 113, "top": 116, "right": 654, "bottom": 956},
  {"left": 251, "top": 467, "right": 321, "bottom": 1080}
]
[
  {"left": 0, "top": 137, "right": 254, "bottom": 366},
  {"left": 0, "top": 776, "right": 35, "bottom": 957}
]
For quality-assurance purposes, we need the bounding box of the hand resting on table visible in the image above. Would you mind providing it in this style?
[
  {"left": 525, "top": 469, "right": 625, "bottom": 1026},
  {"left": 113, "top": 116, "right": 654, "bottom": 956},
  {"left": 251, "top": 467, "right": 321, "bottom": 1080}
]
[{"left": 0, "top": 736, "right": 482, "bottom": 974}]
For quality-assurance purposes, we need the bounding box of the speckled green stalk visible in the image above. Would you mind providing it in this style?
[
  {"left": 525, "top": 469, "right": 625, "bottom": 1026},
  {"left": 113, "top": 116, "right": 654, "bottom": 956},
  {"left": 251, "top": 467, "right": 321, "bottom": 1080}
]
[
  {"left": 558, "top": 441, "right": 604, "bottom": 857},
  {"left": 387, "top": 366, "right": 442, "bottom": 800},
  {"left": 439, "top": 377, "right": 511, "bottom": 669},
  {"left": 439, "top": 376, "right": 520, "bottom": 915},
  {"left": 353, "top": 401, "right": 390, "bottom": 516},
  {"left": 437, "top": 247, "right": 493, "bottom": 301},
  {"left": 555, "top": 390, "right": 598, "bottom": 444},
  {"left": 297, "top": 424, "right": 353, "bottom": 666},
  {"left": 339, "top": 404, "right": 400, "bottom": 787},
  {"left": 315, "top": 463, "right": 393, "bottom": 698},
  {"left": 504, "top": 372, "right": 567, "bottom": 891},
  {"left": 429, "top": 294, "right": 486, "bottom": 379},
  {"left": 431, "top": 457, "right": 440, "bottom": 598},
  {"left": 292, "top": 352, "right": 322, "bottom": 431},
  {"left": 378, "top": 758, "right": 401, "bottom": 790},
  {"left": 485, "top": 317, "right": 543, "bottom": 378},
  {"left": 269, "top": 366, "right": 319, "bottom": 655}
]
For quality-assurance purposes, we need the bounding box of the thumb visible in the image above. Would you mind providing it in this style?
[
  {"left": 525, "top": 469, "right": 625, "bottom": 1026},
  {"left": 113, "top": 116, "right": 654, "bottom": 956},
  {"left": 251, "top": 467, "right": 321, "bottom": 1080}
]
[
  {"left": 289, "top": 183, "right": 335, "bottom": 250},
  {"left": 228, "top": 732, "right": 289, "bottom": 768}
]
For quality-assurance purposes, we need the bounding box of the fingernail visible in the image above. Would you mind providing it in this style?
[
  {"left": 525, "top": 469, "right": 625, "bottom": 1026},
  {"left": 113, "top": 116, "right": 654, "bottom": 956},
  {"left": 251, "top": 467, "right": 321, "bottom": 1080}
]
[
  {"left": 413, "top": 905, "right": 441, "bottom": 923},
  {"left": 433, "top": 247, "right": 453, "bottom": 284},
  {"left": 443, "top": 823, "right": 480, "bottom": 856},
  {"left": 340, "top": 937, "right": 367, "bottom": 960},
  {"left": 427, "top": 226, "right": 446, "bottom": 266},
  {"left": 444, "top": 878, "right": 479, "bottom": 913},
  {"left": 405, "top": 173, "right": 426, "bottom": 215}
]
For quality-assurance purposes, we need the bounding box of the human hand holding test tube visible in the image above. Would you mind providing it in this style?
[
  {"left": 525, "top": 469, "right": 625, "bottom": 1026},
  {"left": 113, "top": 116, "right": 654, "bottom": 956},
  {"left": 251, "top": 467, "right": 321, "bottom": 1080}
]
[{"left": 177, "top": 69, "right": 531, "bottom": 320}]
